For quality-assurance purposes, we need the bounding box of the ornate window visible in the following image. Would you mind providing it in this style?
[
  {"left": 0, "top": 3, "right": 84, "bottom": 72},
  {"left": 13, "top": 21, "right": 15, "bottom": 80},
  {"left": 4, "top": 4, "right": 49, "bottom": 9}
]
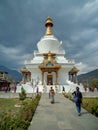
[{"left": 46, "top": 62, "right": 54, "bottom": 66}]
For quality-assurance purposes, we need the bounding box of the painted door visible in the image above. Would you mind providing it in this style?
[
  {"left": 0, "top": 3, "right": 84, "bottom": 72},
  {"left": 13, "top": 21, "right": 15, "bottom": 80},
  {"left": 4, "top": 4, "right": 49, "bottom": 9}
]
[{"left": 47, "top": 75, "right": 53, "bottom": 85}]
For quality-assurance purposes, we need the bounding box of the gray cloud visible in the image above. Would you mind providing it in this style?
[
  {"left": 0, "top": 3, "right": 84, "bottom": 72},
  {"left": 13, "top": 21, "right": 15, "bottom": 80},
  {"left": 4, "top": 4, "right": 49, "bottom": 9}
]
[{"left": 0, "top": 0, "right": 98, "bottom": 73}]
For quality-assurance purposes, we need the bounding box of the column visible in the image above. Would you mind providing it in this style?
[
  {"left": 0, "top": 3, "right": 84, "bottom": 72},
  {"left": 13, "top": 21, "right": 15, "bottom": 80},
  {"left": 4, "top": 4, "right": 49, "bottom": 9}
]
[
  {"left": 75, "top": 73, "right": 77, "bottom": 83},
  {"left": 22, "top": 73, "right": 25, "bottom": 83},
  {"left": 27, "top": 73, "right": 29, "bottom": 82},
  {"left": 28, "top": 72, "right": 31, "bottom": 81},
  {"left": 73, "top": 74, "right": 75, "bottom": 83},
  {"left": 56, "top": 71, "right": 58, "bottom": 85},
  {"left": 72, "top": 74, "right": 74, "bottom": 82},
  {"left": 42, "top": 71, "right": 44, "bottom": 85},
  {"left": 69, "top": 72, "right": 71, "bottom": 81}
]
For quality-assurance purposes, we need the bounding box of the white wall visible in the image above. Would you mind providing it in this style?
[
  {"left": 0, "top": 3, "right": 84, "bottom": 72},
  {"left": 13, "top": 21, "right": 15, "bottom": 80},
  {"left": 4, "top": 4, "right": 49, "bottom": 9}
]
[
  {"left": 31, "top": 69, "right": 41, "bottom": 82},
  {"left": 58, "top": 68, "right": 69, "bottom": 85},
  {"left": 30, "top": 68, "right": 69, "bottom": 85}
]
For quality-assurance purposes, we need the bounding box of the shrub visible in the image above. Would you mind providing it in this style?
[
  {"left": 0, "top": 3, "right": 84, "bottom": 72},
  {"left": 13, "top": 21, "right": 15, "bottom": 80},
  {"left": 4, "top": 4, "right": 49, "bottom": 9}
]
[
  {"left": 82, "top": 98, "right": 98, "bottom": 117},
  {"left": 63, "top": 92, "right": 72, "bottom": 100},
  {"left": 19, "top": 88, "right": 26, "bottom": 100},
  {"left": 11, "top": 118, "right": 30, "bottom": 130},
  {"left": 91, "top": 105, "right": 98, "bottom": 117},
  {"left": 0, "top": 112, "right": 12, "bottom": 130},
  {"left": 0, "top": 94, "right": 41, "bottom": 130}
]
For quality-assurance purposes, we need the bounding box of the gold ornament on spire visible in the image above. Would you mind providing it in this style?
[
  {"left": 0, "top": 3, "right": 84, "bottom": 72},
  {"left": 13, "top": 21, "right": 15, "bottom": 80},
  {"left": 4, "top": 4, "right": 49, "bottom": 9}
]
[
  {"left": 47, "top": 51, "right": 52, "bottom": 61},
  {"left": 45, "top": 17, "right": 53, "bottom": 35}
]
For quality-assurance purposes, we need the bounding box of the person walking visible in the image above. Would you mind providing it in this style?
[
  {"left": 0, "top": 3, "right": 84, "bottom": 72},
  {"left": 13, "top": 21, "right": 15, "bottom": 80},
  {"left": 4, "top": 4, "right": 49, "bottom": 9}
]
[
  {"left": 62, "top": 86, "right": 65, "bottom": 94},
  {"left": 14, "top": 85, "right": 17, "bottom": 93},
  {"left": 36, "top": 86, "right": 39, "bottom": 94},
  {"left": 50, "top": 87, "right": 55, "bottom": 103},
  {"left": 49, "top": 89, "right": 51, "bottom": 99},
  {"left": 72, "top": 87, "right": 82, "bottom": 116}
]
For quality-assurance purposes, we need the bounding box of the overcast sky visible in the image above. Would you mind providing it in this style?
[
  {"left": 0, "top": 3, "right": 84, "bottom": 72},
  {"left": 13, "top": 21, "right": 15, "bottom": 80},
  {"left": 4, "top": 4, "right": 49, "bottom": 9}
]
[{"left": 0, "top": 0, "right": 98, "bottom": 74}]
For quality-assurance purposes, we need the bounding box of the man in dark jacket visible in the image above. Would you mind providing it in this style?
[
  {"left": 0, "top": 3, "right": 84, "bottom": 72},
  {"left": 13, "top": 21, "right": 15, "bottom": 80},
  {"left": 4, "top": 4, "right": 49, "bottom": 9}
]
[{"left": 72, "top": 87, "right": 82, "bottom": 116}]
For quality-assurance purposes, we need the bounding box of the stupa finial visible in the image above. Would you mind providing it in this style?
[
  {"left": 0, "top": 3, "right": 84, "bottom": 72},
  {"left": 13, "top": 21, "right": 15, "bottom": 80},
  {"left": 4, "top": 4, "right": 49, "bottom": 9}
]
[{"left": 45, "top": 17, "right": 53, "bottom": 35}]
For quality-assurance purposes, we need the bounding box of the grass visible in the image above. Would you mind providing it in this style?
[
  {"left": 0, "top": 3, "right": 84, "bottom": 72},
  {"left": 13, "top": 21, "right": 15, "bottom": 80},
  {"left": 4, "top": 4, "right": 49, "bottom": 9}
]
[
  {"left": 0, "top": 98, "right": 22, "bottom": 117},
  {"left": 0, "top": 95, "right": 41, "bottom": 130},
  {"left": 82, "top": 98, "right": 98, "bottom": 113}
]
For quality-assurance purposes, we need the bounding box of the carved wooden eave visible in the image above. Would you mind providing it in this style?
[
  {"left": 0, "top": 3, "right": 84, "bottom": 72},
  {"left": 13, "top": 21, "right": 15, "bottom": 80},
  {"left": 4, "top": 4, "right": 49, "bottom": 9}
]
[
  {"left": 39, "top": 51, "right": 61, "bottom": 72},
  {"left": 20, "top": 68, "right": 31, "bottom": 74},
  {"left": 69, "top": 67, "right": 79, "bottom": 74},
  {"left": 39, "top": 65, "right": 61, "bottom": 72}
]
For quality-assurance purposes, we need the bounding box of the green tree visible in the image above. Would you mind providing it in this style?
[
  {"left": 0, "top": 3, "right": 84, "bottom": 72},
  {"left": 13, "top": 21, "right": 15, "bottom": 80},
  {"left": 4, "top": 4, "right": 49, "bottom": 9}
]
[
  {"left": 19, "top": 87, "right": 26, "bottom": 100},
  {"left": 90, "top": 79, "right": 98, "bottom": 88}
]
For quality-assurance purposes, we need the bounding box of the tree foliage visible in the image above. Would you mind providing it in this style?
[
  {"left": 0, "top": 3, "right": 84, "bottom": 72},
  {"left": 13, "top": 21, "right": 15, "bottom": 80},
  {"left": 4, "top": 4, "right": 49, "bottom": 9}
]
[
  {"left": 90, "top": 79, "right": 98, "bottom": 88},
  {"left": 19, "top": 87, "right": 26, "bottom": 100}
]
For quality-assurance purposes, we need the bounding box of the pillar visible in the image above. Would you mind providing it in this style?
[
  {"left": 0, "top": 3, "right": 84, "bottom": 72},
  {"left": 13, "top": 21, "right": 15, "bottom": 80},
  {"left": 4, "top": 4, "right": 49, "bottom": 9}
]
[
  {"left": 28, "top": 72, "right": 31, "bottom": 81},
  {"left": 42, "top": 71, "right": 44, "bottom": 85},
  {"left": 73, "top": 74, "right": 75, "bottom": 83},
  {"left": 75, "top": 73, "right": 77, "bottom": 83},
  {"left": 56, "top": 71, "right": 58, "bottom": 85},
  {"left": 69, "top": 72, "right": 71, "bottom": 81},
  {"left": 72, "top": 74, "right": 74, "bottom": 82},
  {"left": 22, "top": 73, "right": 25, "bottom": 83}
]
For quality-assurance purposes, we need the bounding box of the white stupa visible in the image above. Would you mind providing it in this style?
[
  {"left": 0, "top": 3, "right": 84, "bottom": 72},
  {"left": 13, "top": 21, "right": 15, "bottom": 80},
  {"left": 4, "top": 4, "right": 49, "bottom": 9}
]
[{"left": 17, "top": 17, "right": 84, "bottom": 93}]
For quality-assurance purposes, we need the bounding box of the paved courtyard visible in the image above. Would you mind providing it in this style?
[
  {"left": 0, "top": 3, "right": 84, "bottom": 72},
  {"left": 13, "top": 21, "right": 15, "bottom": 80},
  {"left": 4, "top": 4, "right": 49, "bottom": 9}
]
[{"left": 28, "top": 93, "right": 98, "bottom": 130}]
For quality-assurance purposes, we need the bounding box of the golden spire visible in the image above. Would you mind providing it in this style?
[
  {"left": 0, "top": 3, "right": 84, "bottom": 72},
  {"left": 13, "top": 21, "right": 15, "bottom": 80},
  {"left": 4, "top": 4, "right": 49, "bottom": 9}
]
[
  {"left": 45, "top": 17, "right": 53, "bottom": 35},
  {"left": 47, "top": 51, "right": 52, "bottom": 61}
]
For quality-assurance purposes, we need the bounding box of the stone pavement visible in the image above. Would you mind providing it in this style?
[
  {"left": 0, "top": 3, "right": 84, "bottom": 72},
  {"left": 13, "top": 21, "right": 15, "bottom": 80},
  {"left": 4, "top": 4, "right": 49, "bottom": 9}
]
[{"left": 28, "top": 93, "right": 98, "bottom": 130}]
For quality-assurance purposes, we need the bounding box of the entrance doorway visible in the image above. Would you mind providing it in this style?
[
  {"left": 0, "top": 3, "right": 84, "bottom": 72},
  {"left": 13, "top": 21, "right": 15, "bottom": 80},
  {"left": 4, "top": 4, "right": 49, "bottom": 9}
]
[{"left": 47, "top": 75, "right": 53, "bottom": 85}]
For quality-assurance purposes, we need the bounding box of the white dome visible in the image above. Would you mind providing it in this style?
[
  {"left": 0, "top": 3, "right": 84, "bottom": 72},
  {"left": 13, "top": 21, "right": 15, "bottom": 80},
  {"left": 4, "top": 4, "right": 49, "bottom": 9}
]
[
  {"left": 37, "top": 17, "right": 65, "bottom": 54},
  {"left": 37, "top": 35, "right": 61, "bottom": 53}
]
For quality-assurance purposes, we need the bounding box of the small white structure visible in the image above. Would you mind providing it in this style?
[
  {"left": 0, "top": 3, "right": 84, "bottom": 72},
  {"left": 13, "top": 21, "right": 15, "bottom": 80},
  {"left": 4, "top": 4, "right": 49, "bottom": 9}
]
[{"left": 17, "top": 17, "right": 85, "bottom": 93}]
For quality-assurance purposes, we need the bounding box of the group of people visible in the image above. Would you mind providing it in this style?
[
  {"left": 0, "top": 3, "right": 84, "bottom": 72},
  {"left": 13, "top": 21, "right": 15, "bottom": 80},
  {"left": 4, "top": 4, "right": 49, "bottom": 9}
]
[
  {"left": 4, "top": 85, "right": 17, "bottom": 93},
  {"left": 4, "top": 85, "right": 11, "bottom": 92},
  {"left": 49, "top": 86, "right": 83, "bottom": 116}
]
